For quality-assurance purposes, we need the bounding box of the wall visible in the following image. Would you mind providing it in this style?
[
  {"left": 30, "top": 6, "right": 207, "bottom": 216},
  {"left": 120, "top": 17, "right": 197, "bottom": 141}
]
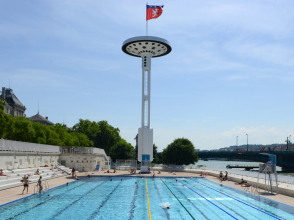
[
  {"left": 0, "top": 154, "right": 59, "bottom": 170},
  {"left": 59, "top": 154, "right": 108, "bottom": 172}
]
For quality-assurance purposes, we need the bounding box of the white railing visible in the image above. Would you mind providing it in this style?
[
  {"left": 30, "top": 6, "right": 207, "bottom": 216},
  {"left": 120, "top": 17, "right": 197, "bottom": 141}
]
[
  {"left": 60, "top": 146, "right": 108, "bottom": 160},
  {"left": 0, "top": 139, "right": 60, "bottom": 154}
]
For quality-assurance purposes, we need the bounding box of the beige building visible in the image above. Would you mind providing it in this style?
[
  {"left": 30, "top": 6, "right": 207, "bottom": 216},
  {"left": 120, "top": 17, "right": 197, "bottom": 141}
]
[{"left": 1, "top": 87, "right": 26, "bottom": 117}]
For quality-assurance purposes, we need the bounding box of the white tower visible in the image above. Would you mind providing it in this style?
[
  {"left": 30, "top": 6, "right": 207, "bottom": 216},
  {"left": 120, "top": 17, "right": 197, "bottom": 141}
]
[{"left": 122, "top": 36, "right": 172, "bottom": 172}]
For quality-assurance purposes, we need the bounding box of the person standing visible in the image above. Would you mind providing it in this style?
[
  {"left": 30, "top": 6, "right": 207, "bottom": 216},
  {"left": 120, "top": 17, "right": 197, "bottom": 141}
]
[
  {"left": 22, "top": 176, "right": 29, "bottom": 194},
  {"left": 72, "top": 168, "right": 75, "bottom": 178},
  {"left": 38, "top": 176, "right": 43, "bottom": 194}
]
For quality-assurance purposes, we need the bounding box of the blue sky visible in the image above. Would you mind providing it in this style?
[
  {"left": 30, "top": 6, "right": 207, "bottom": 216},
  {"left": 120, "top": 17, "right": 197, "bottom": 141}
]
[{"left": 1, "top": 0, "right": 294, "bottom": 151}]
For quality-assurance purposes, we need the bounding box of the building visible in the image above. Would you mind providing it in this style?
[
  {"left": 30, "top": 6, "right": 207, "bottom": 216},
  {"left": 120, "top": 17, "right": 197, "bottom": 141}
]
[
  {"left": 0, "top": 139, "right": 110, "bottom": 172},
  {"left": 1, "top": 87, "right": 26, "bottom": 117},
  {"left": 28, "top": 112, "right": 54, "bottom": 126}
]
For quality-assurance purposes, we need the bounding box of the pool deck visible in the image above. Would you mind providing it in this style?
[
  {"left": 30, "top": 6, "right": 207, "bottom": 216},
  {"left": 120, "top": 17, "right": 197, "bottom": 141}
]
[{"left": 1, "top": 169, "right": 294, "bottom": 208}]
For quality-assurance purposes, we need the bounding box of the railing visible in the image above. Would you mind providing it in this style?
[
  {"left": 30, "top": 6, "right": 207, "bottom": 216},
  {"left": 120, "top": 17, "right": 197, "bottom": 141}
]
[
  {"left": 55, "top": 163, "right": 70, "bottom": 175},
  {"left": 115, "top": 160, "right": 137, "bottom": 170},
  {"left": 0, "top": 139, "right": 60, "bottom": 154},
  {"left": 34, "top": 180, "right": 49, "bottom": 194},
  {"left": 60, "top": 146, "right": 108, "bottom": 160},
  {"left": 245, "top": 184, "right": 259, "bottom": 196}
]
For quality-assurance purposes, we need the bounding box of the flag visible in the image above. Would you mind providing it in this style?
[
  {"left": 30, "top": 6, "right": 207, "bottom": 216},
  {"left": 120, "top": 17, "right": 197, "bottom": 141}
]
[{"left": 146, "top": 5, "right": 164, "bottom": 21}]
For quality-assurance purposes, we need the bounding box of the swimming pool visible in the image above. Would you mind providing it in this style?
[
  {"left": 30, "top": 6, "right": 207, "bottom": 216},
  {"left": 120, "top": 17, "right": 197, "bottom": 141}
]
[{"left": 0, "top": 177, "right": 294, "bottom": 219}]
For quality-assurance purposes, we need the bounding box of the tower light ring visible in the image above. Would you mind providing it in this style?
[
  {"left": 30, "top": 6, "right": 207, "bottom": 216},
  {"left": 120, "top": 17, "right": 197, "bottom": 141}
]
[{"left": 122, "top": 36, "right": 172, "bottom": 58}]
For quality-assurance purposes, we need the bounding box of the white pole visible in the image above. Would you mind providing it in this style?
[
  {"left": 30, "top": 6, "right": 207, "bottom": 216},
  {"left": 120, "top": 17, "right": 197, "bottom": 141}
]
[{"left": 146, "top": 3, "right": 148, "bottom": 36}]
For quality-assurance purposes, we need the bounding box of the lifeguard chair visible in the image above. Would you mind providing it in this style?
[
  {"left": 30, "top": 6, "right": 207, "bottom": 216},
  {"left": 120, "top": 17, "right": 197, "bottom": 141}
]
[{"left": 257, "top": 153, "right": 279, "bottom": 194}]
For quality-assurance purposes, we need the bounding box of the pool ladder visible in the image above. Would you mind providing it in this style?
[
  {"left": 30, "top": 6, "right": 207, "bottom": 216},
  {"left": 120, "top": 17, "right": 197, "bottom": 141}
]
[
  {"left": 34, "top": 180, "right": 49, "bottom": 194},
  {"left": 245, "top": 184, "right": 259, "bottom": 196}
]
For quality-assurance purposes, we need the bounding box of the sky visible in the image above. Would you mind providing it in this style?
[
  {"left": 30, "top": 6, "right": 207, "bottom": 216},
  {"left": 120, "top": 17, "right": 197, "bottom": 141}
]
[{"left": 1, "top": 0, "right": 294, "bottom": 151}]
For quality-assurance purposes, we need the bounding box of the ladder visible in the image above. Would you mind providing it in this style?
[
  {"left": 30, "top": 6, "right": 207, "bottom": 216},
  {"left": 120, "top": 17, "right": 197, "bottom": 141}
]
[{"left": 34, "top": 180, "right": 49, "bottom": 194}]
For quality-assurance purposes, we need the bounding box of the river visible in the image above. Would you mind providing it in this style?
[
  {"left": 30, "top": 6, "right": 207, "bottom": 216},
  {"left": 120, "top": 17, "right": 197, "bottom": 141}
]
[{"left": 193, "top": 160, "right": 294, "bottom": 176}]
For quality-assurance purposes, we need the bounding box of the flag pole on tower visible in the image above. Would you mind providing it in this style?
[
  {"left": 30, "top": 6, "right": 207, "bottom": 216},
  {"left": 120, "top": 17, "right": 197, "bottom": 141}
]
[
  {"left": 146, "top": 4, "right": 164, "bottom": 36},
  {"left": 146, "top": 3, "right": 148, "bottom": 36}
]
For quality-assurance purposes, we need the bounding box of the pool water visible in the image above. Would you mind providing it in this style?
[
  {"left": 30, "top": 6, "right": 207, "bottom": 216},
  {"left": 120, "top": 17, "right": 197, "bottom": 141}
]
[{"left": 0, "top": 177, "right": 294, "bottom": 220}]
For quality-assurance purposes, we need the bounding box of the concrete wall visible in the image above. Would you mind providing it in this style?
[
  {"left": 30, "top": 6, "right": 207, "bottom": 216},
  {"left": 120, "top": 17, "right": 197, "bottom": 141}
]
[
  {"left": 0, "top": 154, "right": 59, "bottom": 170},
  {"left": 59, "top": 154, "right": 108, "bottom": 172}
]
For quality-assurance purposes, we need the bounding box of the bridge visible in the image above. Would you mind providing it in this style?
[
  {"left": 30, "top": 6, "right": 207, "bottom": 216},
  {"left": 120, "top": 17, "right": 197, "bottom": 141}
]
[{"left": 198, "top": 151, "right": 294, "bottom": 171}]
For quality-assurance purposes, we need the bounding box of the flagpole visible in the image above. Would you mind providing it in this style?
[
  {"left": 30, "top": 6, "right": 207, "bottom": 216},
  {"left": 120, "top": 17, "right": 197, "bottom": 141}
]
[{"left": 146, "top": 3, "right": 148, "bottom": 36}]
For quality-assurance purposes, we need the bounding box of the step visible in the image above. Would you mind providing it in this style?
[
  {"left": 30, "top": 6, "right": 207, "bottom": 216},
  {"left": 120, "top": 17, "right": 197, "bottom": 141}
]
[
  {"left": 0, "top": 177, "right": 22, "bottom": 185},
  {"left": 11, "top": 169, "right": 38, "bottom": 174},
  {"left": 0, "top": 182, "right": 23, "bottom": 191}
]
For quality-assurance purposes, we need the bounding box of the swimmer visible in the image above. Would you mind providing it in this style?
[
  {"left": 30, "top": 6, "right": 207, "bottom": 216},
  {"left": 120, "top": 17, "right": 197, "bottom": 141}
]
[
  {"left": 66, "top": 182, "right": 69, "bottom": 186},
  {"left": 163, "top": 205, "right": 172, "bottom": 209},
  {"left": 110, "top": 179, "right": 112, "bottom": 181},
  {"left": 121, "top": 179, "right": 123, "bottom": 182},
  {"left": 175, "top": 180, "right": 178, "bottom": 184},
  {"left": 192, "top": 185, "right": 196, "bottom": 187},
  {"left": 135, "top": 182, "right": 137, "bottom": 184},
  {"left": 48, "top": 194, "right": 53, "bottom": 197}
]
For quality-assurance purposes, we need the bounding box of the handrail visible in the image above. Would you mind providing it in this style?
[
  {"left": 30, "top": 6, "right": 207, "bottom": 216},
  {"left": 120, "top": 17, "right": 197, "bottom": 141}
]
[
  {"left": 145, "top": 178, "right": 152, "bottom": 220},
  {"left": 159, "top": 177, "right": 195, "bottom": 220},
  {"left": 34, "top": 185, "right": 38, "bottom": 194},
  {"left": 55, "top": 165, "right": 70, "bottom": 175}
]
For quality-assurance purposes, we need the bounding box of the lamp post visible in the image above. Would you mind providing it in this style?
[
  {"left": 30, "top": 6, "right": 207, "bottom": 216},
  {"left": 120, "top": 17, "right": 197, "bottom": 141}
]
[
  {"left": 246, "top": 134, "right": 248, "bottom": 152},
  {"left": 236, "top": 136, "right": 238, "bottom": 150},
  {"left": 285, "top": 137, "right": 289, "bottom": 151}
]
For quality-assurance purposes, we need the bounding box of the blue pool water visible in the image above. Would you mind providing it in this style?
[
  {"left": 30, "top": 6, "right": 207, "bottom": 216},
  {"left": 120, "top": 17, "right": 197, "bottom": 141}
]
[{"left": 0, "top": 177, "right": 294, "bottom": 220}]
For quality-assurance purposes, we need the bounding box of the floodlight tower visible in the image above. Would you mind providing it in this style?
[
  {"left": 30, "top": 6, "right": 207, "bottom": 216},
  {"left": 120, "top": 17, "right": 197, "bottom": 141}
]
[{"left": 122, "top": 36, "right": 171, "bottom": 172}]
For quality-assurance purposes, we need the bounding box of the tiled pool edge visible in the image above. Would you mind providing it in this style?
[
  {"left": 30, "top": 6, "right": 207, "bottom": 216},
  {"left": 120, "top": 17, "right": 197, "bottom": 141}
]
[{"left": 0, "top": 177, "right": 85, "bottom": 208}]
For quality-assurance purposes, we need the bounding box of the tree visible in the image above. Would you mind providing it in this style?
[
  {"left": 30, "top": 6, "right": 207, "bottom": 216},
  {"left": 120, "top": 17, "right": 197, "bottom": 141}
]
[
  {"left": 70, "top": 119, "right": 99, "bottom": 145},
  {"left": 109, "top": 139, "right": 134, "bottom": 162},
  {"left": 153, "top": 143, "right": 158, "bottom": 162},
  {"left": 161, "top": 138, "right": 198, "bottom": 165},
  {"left": 95, "top": 120, "right": 121, "bottom": 153}
]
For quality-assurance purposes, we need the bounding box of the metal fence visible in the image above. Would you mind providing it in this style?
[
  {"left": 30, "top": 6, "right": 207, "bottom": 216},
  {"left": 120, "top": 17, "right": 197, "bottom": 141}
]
[
  {"left": 60, "top": 147, "right": 108, "bottom": 160},
  {"left": 0, "top": 138, "right": 60, "bottom": 153},
  {"left": 115, "top": 160, "right": 137, "bottom": 171}
]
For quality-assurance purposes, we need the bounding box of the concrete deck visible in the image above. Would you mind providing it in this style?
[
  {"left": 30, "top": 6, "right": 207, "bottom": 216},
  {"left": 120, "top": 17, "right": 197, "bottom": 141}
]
[{"left": 1, "top": 169, "right": 294, "bottom": 209}]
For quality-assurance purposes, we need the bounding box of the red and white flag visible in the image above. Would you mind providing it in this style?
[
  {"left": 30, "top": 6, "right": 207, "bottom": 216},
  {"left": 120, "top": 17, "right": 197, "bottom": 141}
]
[{"left": 146, "top": 5, "right": 164, "bottom": 21}]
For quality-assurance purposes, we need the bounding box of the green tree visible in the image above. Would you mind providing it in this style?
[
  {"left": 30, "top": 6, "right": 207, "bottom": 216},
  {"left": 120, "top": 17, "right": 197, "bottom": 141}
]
[
  {"left": 109, "top": 139, "right": 134, "bottom": 162},
  {"left": 161, "top": 138, "right": 198, "bottom": 165},
  {"left": 11, "top": 117, "right": 35, "bottom": 142},
  {"left": 153, "top": 143, "right": 158, "bottom": 162},
  {"left": 95, "top": 120, "right": 120, "bottom": 153},
  {"left": 70, "top": 119, "right": 99, "bottom": 145},
  {"left": 0, "top": 98, "right": 8, "bottom": 138}
]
